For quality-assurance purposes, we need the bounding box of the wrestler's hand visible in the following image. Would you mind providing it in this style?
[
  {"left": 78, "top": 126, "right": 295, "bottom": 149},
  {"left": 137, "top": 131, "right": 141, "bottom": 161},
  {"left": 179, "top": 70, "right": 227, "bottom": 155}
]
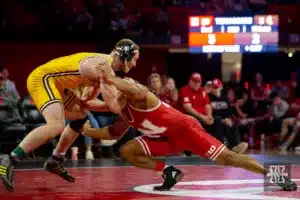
[
  {"left": 99, "top": 65, "right": 114, "bottom": 83},
  {"left": 83, "top": 120, "right": 92, "bottom": 132}
]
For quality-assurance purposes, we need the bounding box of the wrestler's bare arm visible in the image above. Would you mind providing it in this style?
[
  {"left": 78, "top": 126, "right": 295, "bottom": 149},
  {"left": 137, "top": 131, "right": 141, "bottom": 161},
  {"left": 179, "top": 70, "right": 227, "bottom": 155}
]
[
  {"left": 84, "top": 98, "right": 110, "bottom": 112},
  {"left": 79, "top": 56, "right": 121, "bottom": 113},
  {"left": 106, "top": 76, "right": 148, "bottom": 100}
]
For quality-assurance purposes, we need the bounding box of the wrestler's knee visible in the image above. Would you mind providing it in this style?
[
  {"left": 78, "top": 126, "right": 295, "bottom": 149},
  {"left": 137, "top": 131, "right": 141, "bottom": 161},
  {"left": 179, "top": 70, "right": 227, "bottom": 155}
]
[
  {"left": 119, "top": 144, "right": 133, "bottom": 160},
  {"left": 42, "top": 102, "right": 65, "bottom": 134},
  {"left": 47, "top": 120, "right": 65, "bottom": 135},
  {"left": 119, "top": 139, "right": 142, "bottom": 160},
  {"left": 215, "top": 148, "right": 239, "bottom": 166},
  {"left": 69, "top": 117, "right": 88, "bottom": 133}
]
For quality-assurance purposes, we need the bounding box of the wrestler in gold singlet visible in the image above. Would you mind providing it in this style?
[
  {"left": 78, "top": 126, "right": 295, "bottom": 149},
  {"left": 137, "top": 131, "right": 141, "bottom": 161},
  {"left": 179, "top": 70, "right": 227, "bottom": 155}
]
[{"left": 27, "top": 53, "right": 112, "bottom": 113}]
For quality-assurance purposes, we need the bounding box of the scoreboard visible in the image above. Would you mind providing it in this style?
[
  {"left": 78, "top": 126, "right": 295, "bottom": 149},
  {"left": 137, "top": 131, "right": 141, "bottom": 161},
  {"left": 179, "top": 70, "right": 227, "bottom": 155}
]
[{"left": 188, "top": 15, "right": 279, "bottom": 53}]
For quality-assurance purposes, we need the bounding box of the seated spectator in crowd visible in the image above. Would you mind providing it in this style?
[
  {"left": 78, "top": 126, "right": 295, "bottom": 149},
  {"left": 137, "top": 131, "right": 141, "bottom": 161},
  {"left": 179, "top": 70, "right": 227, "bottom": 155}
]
[
  {"left": 287, "top": 72, "right": 298, "bottom": 99},
  {"left": 147, "top": 73, "right": 163, "bottom": 96},
  {"left": 266, "top": 91, "right": 289, "bottom": 136},
  {"left": 204, "top": 80, "right": 213, "bottom": 94},
  {"left": 180, "top": 74, "right": 232, "bottom": 152},
  {"left": 278, "top": 96, "right": 300, "bottom": 151},
  {"left": 272, "top": 80, "right": 288, "bottom": 100},
  {"left": 279, "top": 113, "right": 300, "bottom": 153},
  {"left": 223, "top": 71, "right": 244, "bottom": 99},
  {"left": 180, "top": 73, "right": 213, "bottom": 126},
  {"left": 0, "top": 67, "right": 20, "bottom": 101},
  {"left": 250, "top": 72, "right": 269, "bottom": 113},
  {"left": 159, "top": 76, "right": 179, "bottom": 108},
  {"left": 0, "top": 71, "right": 19, "bottom": 105},
  {"left": 209, "top": 79, "right": 248, "bottom": 154},
  {"left": 236, "top": 90, "right": 256, "bottom": 121}
]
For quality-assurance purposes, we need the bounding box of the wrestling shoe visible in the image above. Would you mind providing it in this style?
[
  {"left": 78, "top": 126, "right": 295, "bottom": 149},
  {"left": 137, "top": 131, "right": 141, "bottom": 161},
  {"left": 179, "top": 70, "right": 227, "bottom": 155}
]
[
  {"left": 154, "top": 166, "right": 184, "bottom": 191},
  {"left": 44, "top": 155, "right": 75, "bottom": 182},
  {"left": 0, "top": 154, "right": 16, "bottom": 192},
  {"left": 277, "top": 176, "right": 297, "bottom": 191}
]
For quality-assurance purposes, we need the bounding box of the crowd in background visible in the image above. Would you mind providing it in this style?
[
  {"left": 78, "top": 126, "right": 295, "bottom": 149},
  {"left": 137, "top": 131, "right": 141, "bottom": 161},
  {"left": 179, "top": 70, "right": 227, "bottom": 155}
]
[
  {"left": 0, "top": 0, "right": 267, "bottom": 39},
  {"left": 147, "top": 71, "right": 300, "bottom": 155}
]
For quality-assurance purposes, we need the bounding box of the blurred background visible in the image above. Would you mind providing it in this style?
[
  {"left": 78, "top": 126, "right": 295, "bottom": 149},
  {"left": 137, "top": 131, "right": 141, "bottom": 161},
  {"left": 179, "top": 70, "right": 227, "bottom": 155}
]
[{"left": 0, "top": 0, "right": 300, "bottom": 161}]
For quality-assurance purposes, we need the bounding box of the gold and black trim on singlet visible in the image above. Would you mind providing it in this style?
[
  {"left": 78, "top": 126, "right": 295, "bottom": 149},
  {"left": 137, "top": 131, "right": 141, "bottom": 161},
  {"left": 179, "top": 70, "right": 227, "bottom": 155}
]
[
  {"left": 40, "top": 70, "right": 81, "bottom": 113},
  {"left": 63, "top": 91, "right": 76, "bottom": 108}
]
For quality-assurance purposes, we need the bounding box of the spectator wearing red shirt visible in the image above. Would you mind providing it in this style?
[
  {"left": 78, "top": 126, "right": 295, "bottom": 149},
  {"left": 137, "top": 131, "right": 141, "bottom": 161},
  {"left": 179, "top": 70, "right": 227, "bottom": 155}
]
[
  {"left": 251, "top": 73, "right": 267, "bottom": 102},
  {"left": 250, "top": 72, "right": 270, "bottom": 115},
  {"left": 180, "top": 73, "right": 213, "bottom": 125},
  {"left": 180, "top": 74, "right": 233, "bottom": 151}
]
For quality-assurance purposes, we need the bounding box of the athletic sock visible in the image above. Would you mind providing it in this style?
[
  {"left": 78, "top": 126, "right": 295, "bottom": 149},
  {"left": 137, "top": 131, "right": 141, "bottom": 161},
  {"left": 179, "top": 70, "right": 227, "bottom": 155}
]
[
  {"left": 11, "top": 146, "right": 26, "bottom": 160},
  {"left": 52, "top": 149, "right": 66, "bottom": 158}
]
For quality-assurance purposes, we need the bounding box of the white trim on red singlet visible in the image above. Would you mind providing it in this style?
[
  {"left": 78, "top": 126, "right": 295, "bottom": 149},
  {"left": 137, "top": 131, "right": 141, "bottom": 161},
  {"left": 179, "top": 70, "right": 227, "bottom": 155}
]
[{"left": 128, "top": 99, "right": 162, "bottom": 112}]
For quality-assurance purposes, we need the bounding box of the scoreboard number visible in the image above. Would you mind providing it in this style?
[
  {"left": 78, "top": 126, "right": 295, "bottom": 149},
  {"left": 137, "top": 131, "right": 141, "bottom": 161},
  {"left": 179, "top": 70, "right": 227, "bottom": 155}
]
[
  {"left": 208, "top": 34, "right": 216, "bottom": 45},
  {"left": 251, "top": 33, "right": 260, "bottom": 44}
]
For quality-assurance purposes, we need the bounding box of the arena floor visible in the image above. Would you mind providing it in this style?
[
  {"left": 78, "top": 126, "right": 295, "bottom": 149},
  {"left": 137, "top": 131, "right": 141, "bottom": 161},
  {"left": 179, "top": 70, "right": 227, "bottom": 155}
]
[{"left": 1, "top": 154, "right": 300, "bottom": 200}]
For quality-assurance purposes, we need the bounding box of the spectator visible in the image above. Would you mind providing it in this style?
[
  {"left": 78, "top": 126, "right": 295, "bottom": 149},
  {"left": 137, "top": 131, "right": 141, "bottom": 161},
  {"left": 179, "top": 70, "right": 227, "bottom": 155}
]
[
  {"left": 224, "top": 71, "right": 244, "bottom": 99},
  {"left": 235, "top": 89, "right": 256, "bottom": 147},
  {"left": 180, "top": 73, "right": 214, "bottom": 156},
  {"left": 271, "top": 80, "right": 288, "bottom": 100},
  {"left": 180, "top": 74, "right": 232, "bottom": 147},
  {"left": 0, "top": 67, "right": 20, "bottom": 101},
  {"left": 160, "top": 76, "right": 179, "bottom": 107},
  {"left": 279, "top": 113, "right": 300, "bottom": 153},
  {"left": 204, "top": 80, "right": 213, "bottom": 94},
  {"left": 0, "top": 71, "right": 19, "bottom": 105},
  {"left": 147, "top": 73, "right": 163, "bottom": 96},
  {"left": 250, "top": 72, "right": 268, "bottom": 112},
  {"left": 252, "top": 73, "right": 265, "bottom": 97},
  {"left": 279, "top": 97, "right": 300, "bottom": 143},
  {"left": 209, "top": 79, "right": 248, "bottom": 154},
  {"left": 266, "top": 91, "right": 289, "bottom": 136},
  {"left": 110, "top": 12, "right": 127, "bottom": 34},
  {"left": 287, "top": 72, "right": 298, "bottom": 99},
  {"left": 180, "top": 73, "right": 213, "bottom": 126},
  {"left": 236, "top": 90, "right": 256, "bottom": 121}
]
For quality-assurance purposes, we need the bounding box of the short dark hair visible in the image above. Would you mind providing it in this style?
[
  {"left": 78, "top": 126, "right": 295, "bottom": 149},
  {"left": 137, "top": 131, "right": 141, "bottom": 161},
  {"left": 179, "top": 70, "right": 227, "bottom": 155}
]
[
  {"left": 115, "top": 39, "right": 139, "bottom": 51},
  {"left": 0, "top": 65, "right": 4, "bottom": 72}
]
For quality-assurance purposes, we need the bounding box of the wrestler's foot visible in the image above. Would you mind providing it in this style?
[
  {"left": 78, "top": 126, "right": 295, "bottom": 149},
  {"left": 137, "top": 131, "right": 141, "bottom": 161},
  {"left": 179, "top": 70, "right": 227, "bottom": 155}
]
[
  {"left": 154, "top": 166, "right": 184, "bottom": 191},
  {"left": 0, "top": 154, "right": 15, "bottom": 192},
  {"left": 44, "top": 155, "right": 75, "bottom": 182},
  {"left": 277, "top": 176, "right": 297, "bottom": 191}
]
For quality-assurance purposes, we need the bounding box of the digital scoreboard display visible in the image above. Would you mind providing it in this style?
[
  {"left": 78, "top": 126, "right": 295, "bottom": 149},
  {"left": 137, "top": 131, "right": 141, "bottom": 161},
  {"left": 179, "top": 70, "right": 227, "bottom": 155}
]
[{"left": 188, "top": 15, "right": 279, "bottom": 53}]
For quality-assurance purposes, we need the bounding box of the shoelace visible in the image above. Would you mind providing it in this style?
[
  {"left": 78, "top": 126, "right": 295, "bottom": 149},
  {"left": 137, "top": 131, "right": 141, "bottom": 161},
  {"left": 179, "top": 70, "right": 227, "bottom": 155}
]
[{"left": 52, "top": 163, "right": 67, "bottom": 175}]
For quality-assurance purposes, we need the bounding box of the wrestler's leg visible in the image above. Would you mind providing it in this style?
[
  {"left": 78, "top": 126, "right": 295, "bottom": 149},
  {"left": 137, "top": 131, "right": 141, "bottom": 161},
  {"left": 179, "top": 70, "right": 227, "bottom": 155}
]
[
  {"left": 183, "top": 117, "right": 297, "bottom": 192},
  {"left": 0, "top": 102, "right": 65, "bottom": 191},
  {"left": 119, "top": 136, "right": 183, "bottom": 191},
  {"left": 17, "top": 102, "right": 65, "bottom": 154},
  {"left": 44, "top": 117, "right": 88, "bottom": 182},
  {"left": 214, "top": 148, "right": 294, "bottom": 190}
]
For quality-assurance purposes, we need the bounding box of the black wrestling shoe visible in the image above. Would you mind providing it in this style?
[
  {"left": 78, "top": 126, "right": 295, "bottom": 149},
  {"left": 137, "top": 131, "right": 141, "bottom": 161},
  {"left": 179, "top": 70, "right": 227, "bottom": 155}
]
[
  {"left": 0, "top": 154, "right": 16, "bottom": 192},
  {"left": 153, "top": 166, "right": 184, "bottom": 191},
  {"left": 44, "top": 155, "right": 75, "bottom": 182},
  {"left": 277, "top": 177, "right": 297, "bottom": 191}
]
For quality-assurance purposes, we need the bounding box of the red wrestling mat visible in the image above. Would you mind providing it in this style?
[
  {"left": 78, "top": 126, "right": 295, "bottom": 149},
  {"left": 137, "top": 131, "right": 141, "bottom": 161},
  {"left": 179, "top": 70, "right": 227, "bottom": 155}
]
[{"left": 1, "top": 165, "right": 300, "bottom": 200}]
